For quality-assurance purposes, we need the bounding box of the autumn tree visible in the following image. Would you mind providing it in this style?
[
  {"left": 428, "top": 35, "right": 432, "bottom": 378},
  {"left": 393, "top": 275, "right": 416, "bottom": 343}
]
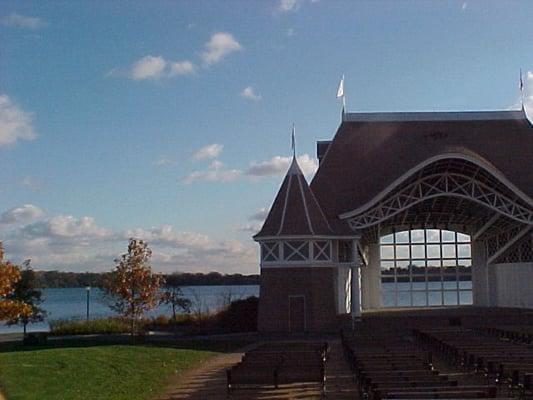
[
  {"left": 105, "top": 239, "right": 163, "bottom": 338},
  {"left": 0, "top": 243, "right": 31, "bottom": 321},
  {"left": 7, "top": 260, "right": 46, "bottom": 336}
]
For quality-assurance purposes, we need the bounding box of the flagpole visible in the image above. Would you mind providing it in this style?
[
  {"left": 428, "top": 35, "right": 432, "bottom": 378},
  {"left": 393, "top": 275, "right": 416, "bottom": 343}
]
[{"left": 520, "top": 69, "right": 524, "bottom": 111}]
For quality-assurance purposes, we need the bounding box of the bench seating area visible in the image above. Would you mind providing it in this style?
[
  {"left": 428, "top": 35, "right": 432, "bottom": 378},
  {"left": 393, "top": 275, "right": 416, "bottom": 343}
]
[
  {"left": 226, "top": 341, "right": 329, "bottom": 394},
  {"left": 341, "top": 330, "right": 498, "bottom": 399},
  {"left": 414, "top": 327, "right": 533, "bottom": 398}
]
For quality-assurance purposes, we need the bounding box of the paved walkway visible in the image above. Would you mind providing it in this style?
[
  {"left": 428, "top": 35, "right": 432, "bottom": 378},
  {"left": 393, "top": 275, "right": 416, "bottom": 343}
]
[{"left": 157, "top": 339, "right": 358, "bottom": 400}]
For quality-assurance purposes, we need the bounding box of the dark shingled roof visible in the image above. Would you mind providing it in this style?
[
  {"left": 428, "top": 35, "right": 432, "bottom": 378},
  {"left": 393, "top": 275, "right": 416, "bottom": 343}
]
[
  {"left": 310, "top": 109, "right": 533, "bottom": 223},
  {"left": 254, "top": 157, "right": 333, "bottom": 238}
]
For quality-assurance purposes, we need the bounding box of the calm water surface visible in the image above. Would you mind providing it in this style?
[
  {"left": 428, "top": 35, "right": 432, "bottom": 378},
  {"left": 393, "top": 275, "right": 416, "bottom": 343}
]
[{"left": 0, "top": 285, "right": 259, "bottom": 333}]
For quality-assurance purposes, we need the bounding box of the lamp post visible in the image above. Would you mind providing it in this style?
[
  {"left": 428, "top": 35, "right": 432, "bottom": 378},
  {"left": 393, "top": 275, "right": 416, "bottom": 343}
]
[{"left": 85, "top": 286, "right": 91, "bottom": 322}]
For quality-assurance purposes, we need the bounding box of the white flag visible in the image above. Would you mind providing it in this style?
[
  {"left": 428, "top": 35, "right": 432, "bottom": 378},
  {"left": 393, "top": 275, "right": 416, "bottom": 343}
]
[{"left": 336, "top": 75, "right": 344, "bottom": 98}]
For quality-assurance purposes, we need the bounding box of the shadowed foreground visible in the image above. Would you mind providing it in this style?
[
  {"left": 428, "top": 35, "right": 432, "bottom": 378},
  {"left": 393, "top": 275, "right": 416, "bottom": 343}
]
[{"left": 157, "top": 340, "right": 358, "bottom": 400}]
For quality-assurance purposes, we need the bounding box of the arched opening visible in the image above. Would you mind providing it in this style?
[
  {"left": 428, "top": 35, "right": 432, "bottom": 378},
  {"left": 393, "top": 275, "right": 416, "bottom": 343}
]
[{"left": 380, "top": 229, "right": 473, "bottom": 307}]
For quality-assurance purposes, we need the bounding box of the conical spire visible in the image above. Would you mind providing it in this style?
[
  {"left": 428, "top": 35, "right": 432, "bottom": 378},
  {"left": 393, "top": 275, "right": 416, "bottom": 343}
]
[{"left": 254, "top": 157, "right": 332, "bottom": 238}]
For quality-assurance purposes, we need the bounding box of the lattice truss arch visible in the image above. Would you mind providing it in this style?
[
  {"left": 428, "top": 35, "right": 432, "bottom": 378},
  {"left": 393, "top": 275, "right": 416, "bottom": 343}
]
[
  {"left": 346, "top": 172, "right": 532, "bottom": 230},
  {"left": 342, "top": 157, "right": 533, "bottom": 263}
]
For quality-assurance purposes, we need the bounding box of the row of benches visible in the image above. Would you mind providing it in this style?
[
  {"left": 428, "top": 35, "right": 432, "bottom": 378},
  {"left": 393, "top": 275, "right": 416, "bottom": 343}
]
[
  {"left": 226, "top": 341, "right": 329, "bottom": 394},
  {"left": 414, "top": 327, "right": 533, "bottom": 398},
  {"left": 341, "top": 329, "right": 499, "bottom": 399}
]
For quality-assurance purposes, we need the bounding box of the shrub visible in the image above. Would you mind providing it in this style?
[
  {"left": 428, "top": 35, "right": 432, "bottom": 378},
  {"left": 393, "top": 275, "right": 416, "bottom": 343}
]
[
  {"left": 49, "top": 317, "right": 132, "bottom": 335},
  {"left": 216, "top": 296, "right": 258, "bottom": 333}
]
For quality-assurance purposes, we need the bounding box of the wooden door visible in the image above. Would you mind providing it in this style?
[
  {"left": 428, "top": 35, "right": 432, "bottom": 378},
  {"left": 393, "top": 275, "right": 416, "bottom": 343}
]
[{"left": 289, "top": 296, "right": 306, "bottom": 333}]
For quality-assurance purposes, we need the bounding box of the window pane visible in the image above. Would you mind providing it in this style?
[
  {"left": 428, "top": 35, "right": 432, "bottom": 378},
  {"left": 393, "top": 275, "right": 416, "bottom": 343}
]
[
  {"left": 442, "top": 244, "right": 456, "bottom": 258},
  {"left": 412, "top": 291, "right": 427, "bottom": 307},
  {"left": 395, "top": 231, "right": 409, "bottom": 244},
  {"left": 427, "top": 230, "right": 440, "bottom": 243},
  {"left": 381, "top": 245, "right": 394, "bottom": 260},
  {"left": 444, "top": 291, "right": 459, "bottom": 305},
  {"left": 427, "top": 245, "right": 441, "bottom": 259},
  {"left": 411, "top": 230, "right": 425, "bottom": 243},
  {"left": 397, "top": 292, "right": 410, "bottom": 307},
  {"left": 443, "top": 280, "right": 458, "bottom": 290},
  {"left": 411, "top": 261, "right": 425, "bottom": 275},
  {"left": 459, "top": 290, "right": 473, "bottom": 305},
  {"left": 411, "top": 245, "right": 425, "bottom": 259},
  {"left": 457, "top": 233, "right": 471, "bottom": 243},
  {"left": 459, "top": 280, "right": 472, "bottom": 290},
  {"left": 380, "top": 234, "right": 394, "bottom": 244},
  {"left": 381, "top": 291, "right": 396, "bottom": 307},
  {"left": 442, "top": 230, "right": 456, "bottom": 243},
  {"left": 458, "top": 244, "right": 471, "bottom": 258},
  {"left": 428, "top": 291, "right": 443, "bottom": 306},
  {"left": 396, "top": 245, "right": 409, "bottom": 259}
]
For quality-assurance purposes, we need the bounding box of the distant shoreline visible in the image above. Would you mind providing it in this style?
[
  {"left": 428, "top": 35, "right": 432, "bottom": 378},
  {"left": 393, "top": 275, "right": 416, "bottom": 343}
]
[{"left": 32, "top": 270, "right": 260, "bottom": 289}]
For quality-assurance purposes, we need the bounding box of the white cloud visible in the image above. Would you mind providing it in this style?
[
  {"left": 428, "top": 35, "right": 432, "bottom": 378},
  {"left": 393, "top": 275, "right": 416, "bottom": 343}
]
[
  {"left": 154, "top": 155, "right": 176, "bottom": 166},
  {"left": 245, "top": 154, "right": 318, "bottom": 178},
  {"left": 0, "top": 204, "right": 44, "bottom": 225},
  {"left": 201, "top": 32, "right": 242, "bottom": 65},
  {"left": 239, "top": 223, "right": 262, "bottom": 233},
  {"left": 241, "top": 86, "right": 262, "bottom": 101},
  {"left": 20, "top": 176, "right": 43, "bottom": 191},
  {"left": 183, "top": 160, "right": 241, "bottom": 184},
  {"left": 1, "top": 212, "right": 257, "bottom": 273},
  {"left": 278, "top": 0, "right": 302, "bottom": 12},
  {"left": 461, "top": 2, "right": 467, "bottom": 11},
  {"left": 21, "top": 215, "right": 111, "bottom": 239},
  {"left": 525, "top": 71, "right": 533, "bottom": 117},
  {"left": 129, "top": 55, "right": 167, "bottom": 80},
  {"left": 249, "top": 207, "right": 268, "bottom": 221},
  {"left": 169, "top": 60, "right": 195, "bottom": 76},
  {"left": 110, "top": 55, "right": 195, "bottom": 80},
  {"left": 192, "top": 143, "right": 223, "bottom": 160},
  {"left": 1, "top": 13, "right": 47, "bottom": 29},
  {"left": 0, "top": 94, "right": 37, "bottom": 146}
]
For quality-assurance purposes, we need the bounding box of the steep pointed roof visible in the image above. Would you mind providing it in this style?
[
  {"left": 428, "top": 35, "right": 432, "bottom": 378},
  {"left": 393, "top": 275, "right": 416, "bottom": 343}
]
[{"left": 254, "top": 157, "right": 333, "bottom": 239}]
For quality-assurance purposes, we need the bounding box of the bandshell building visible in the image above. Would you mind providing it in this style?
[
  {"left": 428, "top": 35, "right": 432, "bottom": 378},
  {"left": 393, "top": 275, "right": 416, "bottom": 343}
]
[{"left": 254, "top": 109, "right": 533, "bottom": 333}]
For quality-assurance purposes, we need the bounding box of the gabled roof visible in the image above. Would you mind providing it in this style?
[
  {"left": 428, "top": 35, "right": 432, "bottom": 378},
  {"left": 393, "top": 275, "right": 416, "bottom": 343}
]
[
  {"left": 254, "top": 157, "right": 333, "bottom": 239},
  {"left": 310, "top": 109, "right": 533, "bottom": 222}
]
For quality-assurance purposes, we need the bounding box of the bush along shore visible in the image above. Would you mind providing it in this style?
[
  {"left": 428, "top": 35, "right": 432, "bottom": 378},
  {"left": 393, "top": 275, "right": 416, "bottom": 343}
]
[{"left": 49, "top": 296, "right": 258, "bottom": 337}]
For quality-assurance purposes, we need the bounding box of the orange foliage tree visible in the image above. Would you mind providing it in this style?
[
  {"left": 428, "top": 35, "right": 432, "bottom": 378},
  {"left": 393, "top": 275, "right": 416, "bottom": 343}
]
[
  {"left": 0, "top": 243, "right": 31, "bottom": 321},
  {"left": 105, "top": 239, "right": 163, "bottom": 337}
]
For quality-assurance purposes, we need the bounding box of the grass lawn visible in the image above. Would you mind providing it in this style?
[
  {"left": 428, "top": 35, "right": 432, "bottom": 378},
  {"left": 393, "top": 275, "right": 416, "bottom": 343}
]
[{"left": 0, "top": 338, "right": 246, "bottom": 400}]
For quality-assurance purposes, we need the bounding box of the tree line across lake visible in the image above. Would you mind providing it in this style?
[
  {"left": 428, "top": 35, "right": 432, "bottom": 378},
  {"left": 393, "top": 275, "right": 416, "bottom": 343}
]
[{"left": 32, "top": 270, "right": 260, "bottom": 288}]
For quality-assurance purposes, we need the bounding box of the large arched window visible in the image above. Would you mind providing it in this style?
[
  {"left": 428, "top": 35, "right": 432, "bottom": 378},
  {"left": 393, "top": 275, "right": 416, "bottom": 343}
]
[{"left": 380, "top": 229, "right": 472, "bottom": 307}]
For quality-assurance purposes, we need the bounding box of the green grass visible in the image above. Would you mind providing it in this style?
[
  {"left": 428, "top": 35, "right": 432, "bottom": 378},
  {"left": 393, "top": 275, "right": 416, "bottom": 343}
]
[{"left": 0, "top": 339, "right": 245, "bottom": 400}]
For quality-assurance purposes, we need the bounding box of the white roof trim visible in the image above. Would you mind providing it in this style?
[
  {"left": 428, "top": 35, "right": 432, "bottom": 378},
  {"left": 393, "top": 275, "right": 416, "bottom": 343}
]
[
  {"left": 339, "top": 152, "right": 533, "bottom": 219},
  {"left": 276, "top": 174, "right": 292, "bottom": 235},
  {"left": 343, "top": 110, "right": 526, "bottom": 123},
  {"left": 296, "top": 173, "right": 315, "bottom": 235}
]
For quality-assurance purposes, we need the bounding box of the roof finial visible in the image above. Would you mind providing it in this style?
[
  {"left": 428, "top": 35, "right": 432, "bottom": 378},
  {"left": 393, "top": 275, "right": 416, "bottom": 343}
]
[{"left": 291, "top": 123, "right": 296, "bottom": 159}]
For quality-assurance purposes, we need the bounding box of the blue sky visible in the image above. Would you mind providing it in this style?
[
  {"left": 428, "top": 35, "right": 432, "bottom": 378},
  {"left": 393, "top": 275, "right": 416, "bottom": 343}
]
[{"left": 0, "top": 0, "right": 532, "bottom": 274}]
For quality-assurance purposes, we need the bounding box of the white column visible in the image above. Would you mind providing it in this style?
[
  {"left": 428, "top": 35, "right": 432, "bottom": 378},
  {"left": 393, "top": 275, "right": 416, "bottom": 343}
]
[
  {"left": 351, "top": 239, "right": 362, "bottom": 319},
  {"left": 362, "top": 242, "right": 382, "bottom": 309}
]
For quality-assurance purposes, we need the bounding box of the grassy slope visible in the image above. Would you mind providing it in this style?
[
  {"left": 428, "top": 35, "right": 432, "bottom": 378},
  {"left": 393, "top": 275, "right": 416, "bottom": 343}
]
[{"left": 0, "top": 341, "right": 228, "bottom": 400}]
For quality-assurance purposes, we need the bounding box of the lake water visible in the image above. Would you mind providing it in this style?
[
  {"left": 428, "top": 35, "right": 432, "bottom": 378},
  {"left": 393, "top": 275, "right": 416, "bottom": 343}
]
[{"left": 0, "top": 285, "right": 260, "bottom": 333}]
